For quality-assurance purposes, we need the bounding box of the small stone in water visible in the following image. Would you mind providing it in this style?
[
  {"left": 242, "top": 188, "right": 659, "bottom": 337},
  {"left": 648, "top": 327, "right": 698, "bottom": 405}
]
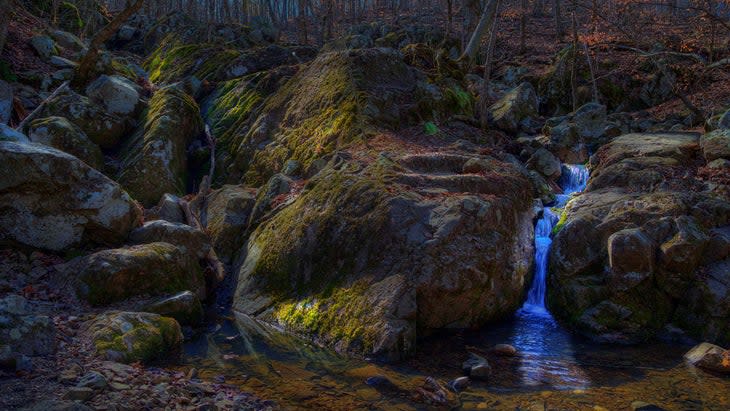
[
  {"left": 493, "top": 344, "right": 518, "bottom": 356},
  {"left": 449, "top": 376, "right": 470, "bottom": 392}
]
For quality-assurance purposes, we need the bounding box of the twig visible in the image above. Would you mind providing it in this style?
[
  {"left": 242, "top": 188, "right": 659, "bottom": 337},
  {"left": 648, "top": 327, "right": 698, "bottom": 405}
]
[{"left": 16, "top": 81, "right": 69, "bottom": 132}]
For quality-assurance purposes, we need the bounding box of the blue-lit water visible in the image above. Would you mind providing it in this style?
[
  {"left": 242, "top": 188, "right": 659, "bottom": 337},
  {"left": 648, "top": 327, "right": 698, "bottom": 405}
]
[{"left": 510, "top": 163, "right": 590, "bottom": 387}]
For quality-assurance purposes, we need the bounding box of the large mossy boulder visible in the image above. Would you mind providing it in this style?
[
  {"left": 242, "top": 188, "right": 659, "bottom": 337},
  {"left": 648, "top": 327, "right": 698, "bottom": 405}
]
[
  {"left": 39, "top": 89, "right": 133, "bottom": 149},
  {"left": 129, "top": 220, "right": 211, "bottom": 259},
  {"left": 118, "top": 86, "right": 203, "bottom": 207},
  {"left": 208, "top": 47, "right": 463, "bottom": 185},
  {"left": 0, "top": 141, "right": 141, "bottom": 251},
  {"left": 234, "top": 149, "right": 535, "bottom": 360},
  {"left": 86, "top": 311, "right": 182, "bottom": 363},
  {"left": 69, "top": 242, "right": 205, "bottom": 306},
  {"left": 27, "top": 116, "right": 104, "bottom": 170},
  {"left": 548, "top": 132, "right": 730, "bottom": 345}
]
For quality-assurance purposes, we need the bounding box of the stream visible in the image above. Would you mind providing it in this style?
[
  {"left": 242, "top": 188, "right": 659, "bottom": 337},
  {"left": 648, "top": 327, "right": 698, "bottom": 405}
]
[{"left": 180, "top": 165, "right": 730, "bottom": 410}]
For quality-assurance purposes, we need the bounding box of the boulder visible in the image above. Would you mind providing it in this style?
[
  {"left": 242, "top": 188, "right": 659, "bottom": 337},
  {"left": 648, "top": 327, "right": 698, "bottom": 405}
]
[
  {"left": 701, "top": 129, "right": 730, "bottom": 162},
  {"left": 49, "top": 56, "right": 77, "bottom": 69},
  {"left": 203, "top": 185, "right": 257, "bottom": 263},
  {"left": 572, "top": 103, "right": 607, "bottom": 141},
  {"left": 0, "top": 141, "right": 141, "bottom": 251},
  {"left": 0, "top": 80, "right": 12, "bottom": 125},
  {"left": 526, "top": 148, "right": 561, "bottom": 181},
  {"left": 30, "top": 35, "right": 57, "bottom": 60},
  {"left": 86, "top": 311, "right": 182, "bottom": 363},
  {"left": 27, "top": 116, "right": 104, "bottom": 170},
  {"left": 155, "top": 193, "right": 185, "bottom": 223},
  {"left": 118, "top": 86, "right": 203, "bottom": 206},
  {"left": 684, "top": 342, "right": 730, "bottom": 374},
  {"left": 488, "top": 82, "right": 538, "bottom": 134},
  {"left": 144, "top": 291, "right": 203, "bottom": 326},
  {"left": 70, "top": 242, "right": 205, "bottom": 305},
  {"left": 541, "top": 121, "right": 589, "bottom": 164},
  {"left": 85, "top": 75, "right": 141, "bottom": 116},
  {"left": 234, "top": 151, "right": 535, "bottom": 359},
  {"left": 462, "top": 353, "right": 491, "bottom": 379},
  {"left": 549, "top": 132, "right": 730, "bottom": 345},
  {"left": 0, "top": 124, "right": 30, "bottom": 143},
  {"left": 40, "top": 89, "right": 132, "bottom": 149},
  {"left": 129, "top": 220, "right": 211, "bottom": 259},
  {"left": 719, "top": 109, "right": 730, "bottom": 130},
  {"left": 48, "top": 30, "right": 86, "bottom": 52},
  {"left": 0, "top": 295, "right": 55, "bottom": 366}
]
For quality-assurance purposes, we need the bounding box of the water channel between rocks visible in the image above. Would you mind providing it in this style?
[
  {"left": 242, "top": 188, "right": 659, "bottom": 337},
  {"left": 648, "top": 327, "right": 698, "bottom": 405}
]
[{"left": 180, "top": 165, "right": 730, "bottom": 410}]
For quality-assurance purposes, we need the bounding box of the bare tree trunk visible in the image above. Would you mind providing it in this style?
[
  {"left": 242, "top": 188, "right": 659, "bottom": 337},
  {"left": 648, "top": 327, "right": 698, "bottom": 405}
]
[
  {"left": 73, "top": 0, "right": 145, "bottom": 89},
  {"left": 480, "top": 0, "right": 501, "bottom": 129},
  {"left": 582, "top": 42, "right": 599, "bottom": 104},
  {"left": 459, "top": 0, "right": 499, "bottom": 66},
  {"left": 554, "top": 0, "right": 563, "bottom": 39},
  {"left": 570, "top": 11, "right": 578, "bottom": 111},
  {"left": 519, "top": 0, "right": 528, "bottom": 54}
]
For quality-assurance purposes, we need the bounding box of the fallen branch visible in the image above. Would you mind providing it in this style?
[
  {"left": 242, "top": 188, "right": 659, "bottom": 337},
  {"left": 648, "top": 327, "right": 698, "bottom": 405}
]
[{"left": 16, "top": 81, "right": 69, "bottom": 132}]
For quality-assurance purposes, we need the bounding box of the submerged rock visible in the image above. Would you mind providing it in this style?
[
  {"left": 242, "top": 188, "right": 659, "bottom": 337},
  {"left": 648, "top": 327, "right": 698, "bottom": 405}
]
[
  {"left": 86, "top": 311, "right": 182, "bottom": 363},
  {"left": 462, "top": 353, "right": 491, "bottom": 379},
  {"left": 70, "top": 242, "right": 205, "bottom": 306},
  {"left": 0, "top": 141, "right": 141, "bottom": 251}
]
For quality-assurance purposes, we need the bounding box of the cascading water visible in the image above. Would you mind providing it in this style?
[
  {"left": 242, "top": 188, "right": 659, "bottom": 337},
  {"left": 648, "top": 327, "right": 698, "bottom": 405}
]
[
  {"left": 508, "top": 163, "right": 591, "bottom": 387},
  {"left": 521, "top": 164, "right": 590, "bottom": 315}
]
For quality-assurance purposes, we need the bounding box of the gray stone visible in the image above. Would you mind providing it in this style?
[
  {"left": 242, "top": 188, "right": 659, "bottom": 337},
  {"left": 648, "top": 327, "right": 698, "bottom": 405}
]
[
  {"left": 49, "top": 30, "right": 86, "bottom": 52},
  {"left": 488, "top": 82, "right": 538, "bottom": 134},
  {"left": 49, "top": 56, "right": 78, "bottom": 68},
  {"left": 63, "top": 387, "right": 94, "bottom": 401},
  {"left": 118, "top": 25, "right": 136, "bottom": 41},
  {"left": 0, "top": 295, "right": 56, "bottom": 358},
  {"left": 77, "top": 371, "right": 107, "bottom": 390},
  {"left": 129, "top": 220, "right": 211, "bottom": 259},
  {"left": 701, "top": 129, "right": 730, "bottom": 162},
  {"left": 449, "top": 376, "right": 470, "bottom": 392},
  {"left": 526, "top": 148, "right": 561, "bottom": 181},
  {"left": 144, "top": 291, "right": 204, "bottom": 326},
  {"left": 27, "top": 116, "right": 104, "bottom": 170},
  {"left": 30, "top": 35, "right": 57, "bottom": 60},
  {"left": 156, "top": 193, "right": 185, "bottom": 223},
  {"left": 85, "top": 75, "right": 141, "bottom": 116},
  {"left": 0, "top": 141, "right": 141, "bottom": 251}
]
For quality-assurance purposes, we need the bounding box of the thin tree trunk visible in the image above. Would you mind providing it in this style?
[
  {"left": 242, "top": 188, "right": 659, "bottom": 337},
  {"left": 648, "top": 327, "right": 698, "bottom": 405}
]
[
  {"left": 519, "top": 0, "right": 527, "bottom": 54},
  {"left": 459, "top": 0, "right": 499, "bottom": 66},
  {"left": 570, "top": 11, "right": 578, "bottom": 111},
  {"left": 73, "top": 0, "right": 145, "bottom": 88},
  {"left": 554, "top": 0, "right": 563, "bottom": 39},
  {"left": 480, "top": 0, "right": 501, "bottom": 129},
  {"left": 582, "top": 42, "right": 599, "bottom": 103}
]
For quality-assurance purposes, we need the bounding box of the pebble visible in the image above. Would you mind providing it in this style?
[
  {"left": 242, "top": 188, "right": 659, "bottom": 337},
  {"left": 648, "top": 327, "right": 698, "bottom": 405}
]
[
  {"left": 493, "top": 344, "right": 518, "bottom": 356},
  {"left": 449, "top": 376, "right": 470, "bottom": 392},
  {"left": 63, "top": 387, "right": 94, "bottom": 401},
  {"left": 77, "top": 371, "right": 108, "bottom": 390}
]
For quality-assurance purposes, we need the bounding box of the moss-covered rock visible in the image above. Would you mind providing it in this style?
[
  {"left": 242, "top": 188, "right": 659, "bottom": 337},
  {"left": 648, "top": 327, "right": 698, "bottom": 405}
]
[
  {"left": 70, "top": 242, "right": 205, "bottom": 306},
  {"left": 129, "top": 220, "right": 211, "bottom": 259},
  {"left": 87, "top": 311, "right": 182, "bottom": 363},
  {"left": 234, "top": 147, "right": 535, "bottom": 359},
  {"left": 208, "top": 48, "right": 466, "bottom": 185},
  {"left": 27, "top": 116, "right": 104, "bottom": 170},
  {"left": 202, "top": 185, "right": 257, "bottom": 264},
  {"left": 0, "top": 141, "right": 141, "bottom": 251},
  {"left": 488, "top": 82, "right": 539, "bottom": 134},
  {"left": 143, "top": 291, "right": 203, "bottom": 326},
  {"left": 548, "top": 132, "right": 730, "bottom": 346},
  {"left": 118, "top": 86, "right": 203, "bottom": 207},
  {"left": 39, "top": 89, "right": 133, "bottom": 149}
]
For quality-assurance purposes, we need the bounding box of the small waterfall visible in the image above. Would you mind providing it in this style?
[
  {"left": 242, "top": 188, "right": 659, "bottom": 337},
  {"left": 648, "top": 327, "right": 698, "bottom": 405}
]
[{"left": 521, "top": 164, "right": 589, "bottom": 315}]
